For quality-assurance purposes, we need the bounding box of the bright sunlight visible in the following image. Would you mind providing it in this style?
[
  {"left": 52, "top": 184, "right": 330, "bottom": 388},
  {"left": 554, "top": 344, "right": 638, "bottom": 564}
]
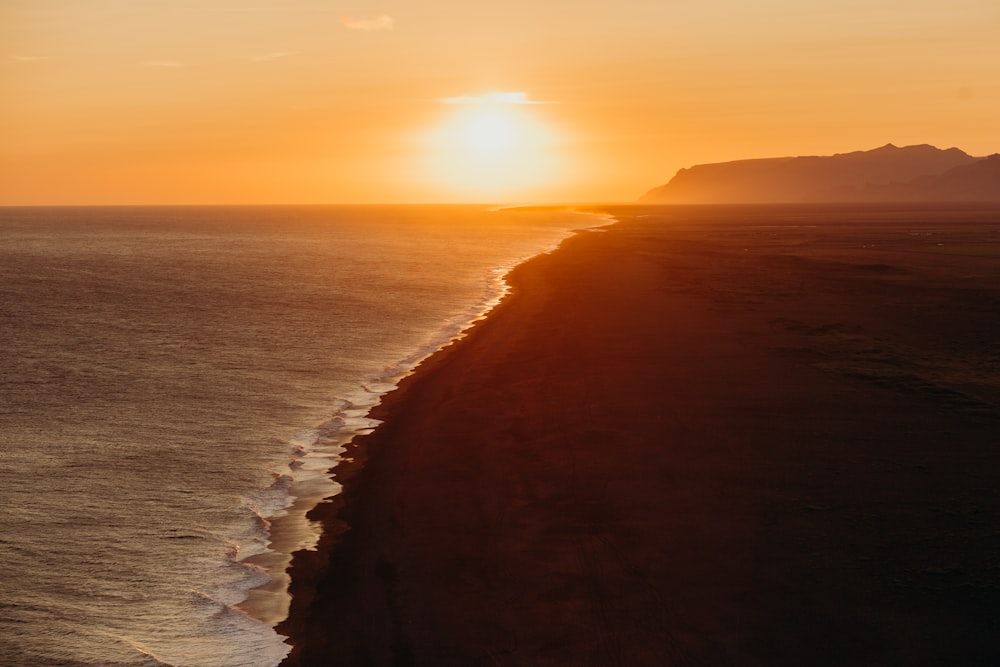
[{"left": 419, "top": 92, "right": 564, "bottom": 201}]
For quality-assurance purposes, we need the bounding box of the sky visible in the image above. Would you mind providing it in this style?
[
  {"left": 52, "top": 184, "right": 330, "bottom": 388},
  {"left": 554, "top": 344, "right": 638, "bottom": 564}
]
[{"left": 2, "top": 0, "right": 998, "bottom": 205}]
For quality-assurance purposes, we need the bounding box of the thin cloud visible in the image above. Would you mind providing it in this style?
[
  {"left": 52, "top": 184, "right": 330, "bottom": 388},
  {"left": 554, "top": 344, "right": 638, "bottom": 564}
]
[
  {"left": 440, "top": 92, "right": 556, "bottom": 105},
  {"left": 143, "top": 60, "right": 183, "bottom": 68},
  {"left": 248, "top": 51, "right": 298, "bottom": 63},
  {"left": 173, "top": 6, "right": 276, "bottom": 13},
  {"left": 339, "top": 15, "right": 394, "bottom": 31}
]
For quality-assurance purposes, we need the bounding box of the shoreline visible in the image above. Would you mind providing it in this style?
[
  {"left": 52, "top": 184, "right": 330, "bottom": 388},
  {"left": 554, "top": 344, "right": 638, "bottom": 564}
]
[
  {"left": 276, "top": 224, "right": 586, "bottom": 663},
  {"left": 272, "top": 209, "right": 610, "bottom": 644},
  {"left": 279, "top": 204, "right": 1000, "bottom": 665},
  {"left": 274, "top": 235, "right": 566, "bottom": 663},
  {"left": 241, "top": 207, "right": 605, "bottom": 631}
]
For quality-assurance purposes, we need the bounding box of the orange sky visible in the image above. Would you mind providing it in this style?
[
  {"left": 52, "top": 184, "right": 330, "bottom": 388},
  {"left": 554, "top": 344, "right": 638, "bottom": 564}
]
[{"left": 2, "top": 0, "right": 998, "bottom": 205}]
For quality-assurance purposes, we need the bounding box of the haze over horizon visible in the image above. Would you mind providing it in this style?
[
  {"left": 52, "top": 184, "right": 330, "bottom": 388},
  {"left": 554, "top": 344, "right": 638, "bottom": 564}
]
[{"left": 2, "top": 0, "right": 998, "bottom": 205}]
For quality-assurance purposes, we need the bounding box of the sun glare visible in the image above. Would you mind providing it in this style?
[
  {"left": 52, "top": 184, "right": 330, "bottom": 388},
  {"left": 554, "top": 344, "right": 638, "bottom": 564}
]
[{"left": 419, "top": 92, "right": 564, "bottom": 201}]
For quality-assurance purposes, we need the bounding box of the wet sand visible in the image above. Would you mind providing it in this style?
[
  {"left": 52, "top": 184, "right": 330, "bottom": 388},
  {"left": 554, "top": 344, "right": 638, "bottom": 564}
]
[{"left": 279, "top": 204, "right": 1000, "bottom": 666}]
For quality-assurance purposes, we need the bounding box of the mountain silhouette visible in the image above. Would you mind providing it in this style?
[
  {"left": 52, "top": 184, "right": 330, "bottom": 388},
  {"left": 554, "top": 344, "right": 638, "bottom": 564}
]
[
  {"left": 859, "top": 154, "right": 1000, "bottom": 202},
  {"left": 640, "top": 144, "right": 997, "bottom": 203}
]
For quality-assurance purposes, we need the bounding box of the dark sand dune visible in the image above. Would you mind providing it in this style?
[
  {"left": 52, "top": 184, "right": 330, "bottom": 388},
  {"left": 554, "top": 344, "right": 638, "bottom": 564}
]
[{"left": 281, "top": 204, "right": 1000, "bottom": 666}]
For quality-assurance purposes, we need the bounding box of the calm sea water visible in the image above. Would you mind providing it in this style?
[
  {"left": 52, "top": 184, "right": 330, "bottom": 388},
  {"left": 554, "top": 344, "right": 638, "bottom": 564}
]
[{"left": 0, "top": 205, "right": 605, "bottom": 666}]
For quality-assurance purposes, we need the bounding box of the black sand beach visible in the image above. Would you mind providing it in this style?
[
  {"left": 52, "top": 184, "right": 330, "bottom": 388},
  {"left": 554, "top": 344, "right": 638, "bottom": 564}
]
[{"left": 280, "top": 204, "right": 1000, "bottom": 666}]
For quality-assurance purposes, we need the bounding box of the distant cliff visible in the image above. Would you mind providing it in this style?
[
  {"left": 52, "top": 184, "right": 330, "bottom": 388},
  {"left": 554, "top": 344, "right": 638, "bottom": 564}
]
[{"left": 640, "top": 144, "right": 1000, "bottom": 203}]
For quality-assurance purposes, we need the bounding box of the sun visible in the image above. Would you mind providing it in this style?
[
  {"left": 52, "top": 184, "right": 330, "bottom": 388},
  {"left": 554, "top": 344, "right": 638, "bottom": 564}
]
[
  {"left": 455, "top": 109, "right": 520, "bottom": 157},
  {"left": 418, "top": 92, "right": 564, "bottom": 201}
]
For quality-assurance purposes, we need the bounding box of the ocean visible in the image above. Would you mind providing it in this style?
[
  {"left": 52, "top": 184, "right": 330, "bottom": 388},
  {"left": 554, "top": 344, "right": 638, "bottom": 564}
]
[{"left": 0, "top": 205, "right": 604, "bottom": 666}]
